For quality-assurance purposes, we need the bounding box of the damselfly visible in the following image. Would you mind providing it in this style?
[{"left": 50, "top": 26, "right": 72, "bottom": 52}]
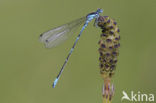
[{"left": 40, "top": 9, "right": 103, "bottom": 88}]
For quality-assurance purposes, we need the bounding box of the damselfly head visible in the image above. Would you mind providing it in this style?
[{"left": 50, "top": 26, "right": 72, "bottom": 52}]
[{"left": 96, "top": 9, "right": 103, "bottom": 13}]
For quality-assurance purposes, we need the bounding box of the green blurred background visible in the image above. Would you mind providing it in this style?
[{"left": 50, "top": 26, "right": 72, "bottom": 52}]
[{"left": 0, "top": 0, "right": 156, "bottom": 103}]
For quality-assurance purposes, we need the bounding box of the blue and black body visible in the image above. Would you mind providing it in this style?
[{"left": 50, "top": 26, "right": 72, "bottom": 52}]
[{"left": 39, "top": 9, "right": 103, "bottom": 88}]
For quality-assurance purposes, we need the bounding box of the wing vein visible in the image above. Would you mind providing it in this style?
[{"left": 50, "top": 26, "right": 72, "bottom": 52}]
[{"left": 40, "top": 17, "right": 86, "bottom": 48}]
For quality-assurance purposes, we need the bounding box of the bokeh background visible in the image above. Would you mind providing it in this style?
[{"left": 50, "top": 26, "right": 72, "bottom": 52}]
[{"left": 0, "top": 0, "right": 156, "bottom": 103}]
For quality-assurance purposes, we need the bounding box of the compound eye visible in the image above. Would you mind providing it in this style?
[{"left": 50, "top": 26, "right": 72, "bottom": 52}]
[{"left": 97, "top": 9, "right": 103, "bottom": 13}]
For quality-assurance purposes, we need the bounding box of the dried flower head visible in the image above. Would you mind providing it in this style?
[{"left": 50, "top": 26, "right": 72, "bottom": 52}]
[{"left": 97, "top": 16, "right": 120, "bottom": 102}]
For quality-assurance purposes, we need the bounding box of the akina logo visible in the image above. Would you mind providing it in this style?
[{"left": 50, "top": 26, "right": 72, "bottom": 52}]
[{"left": 121, "top": 91, "right": 154, "bottom": 102}]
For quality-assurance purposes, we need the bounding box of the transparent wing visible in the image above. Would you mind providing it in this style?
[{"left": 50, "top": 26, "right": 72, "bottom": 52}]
[{"left": 40, "top": 17, "right": 86, "bottom": 48}]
